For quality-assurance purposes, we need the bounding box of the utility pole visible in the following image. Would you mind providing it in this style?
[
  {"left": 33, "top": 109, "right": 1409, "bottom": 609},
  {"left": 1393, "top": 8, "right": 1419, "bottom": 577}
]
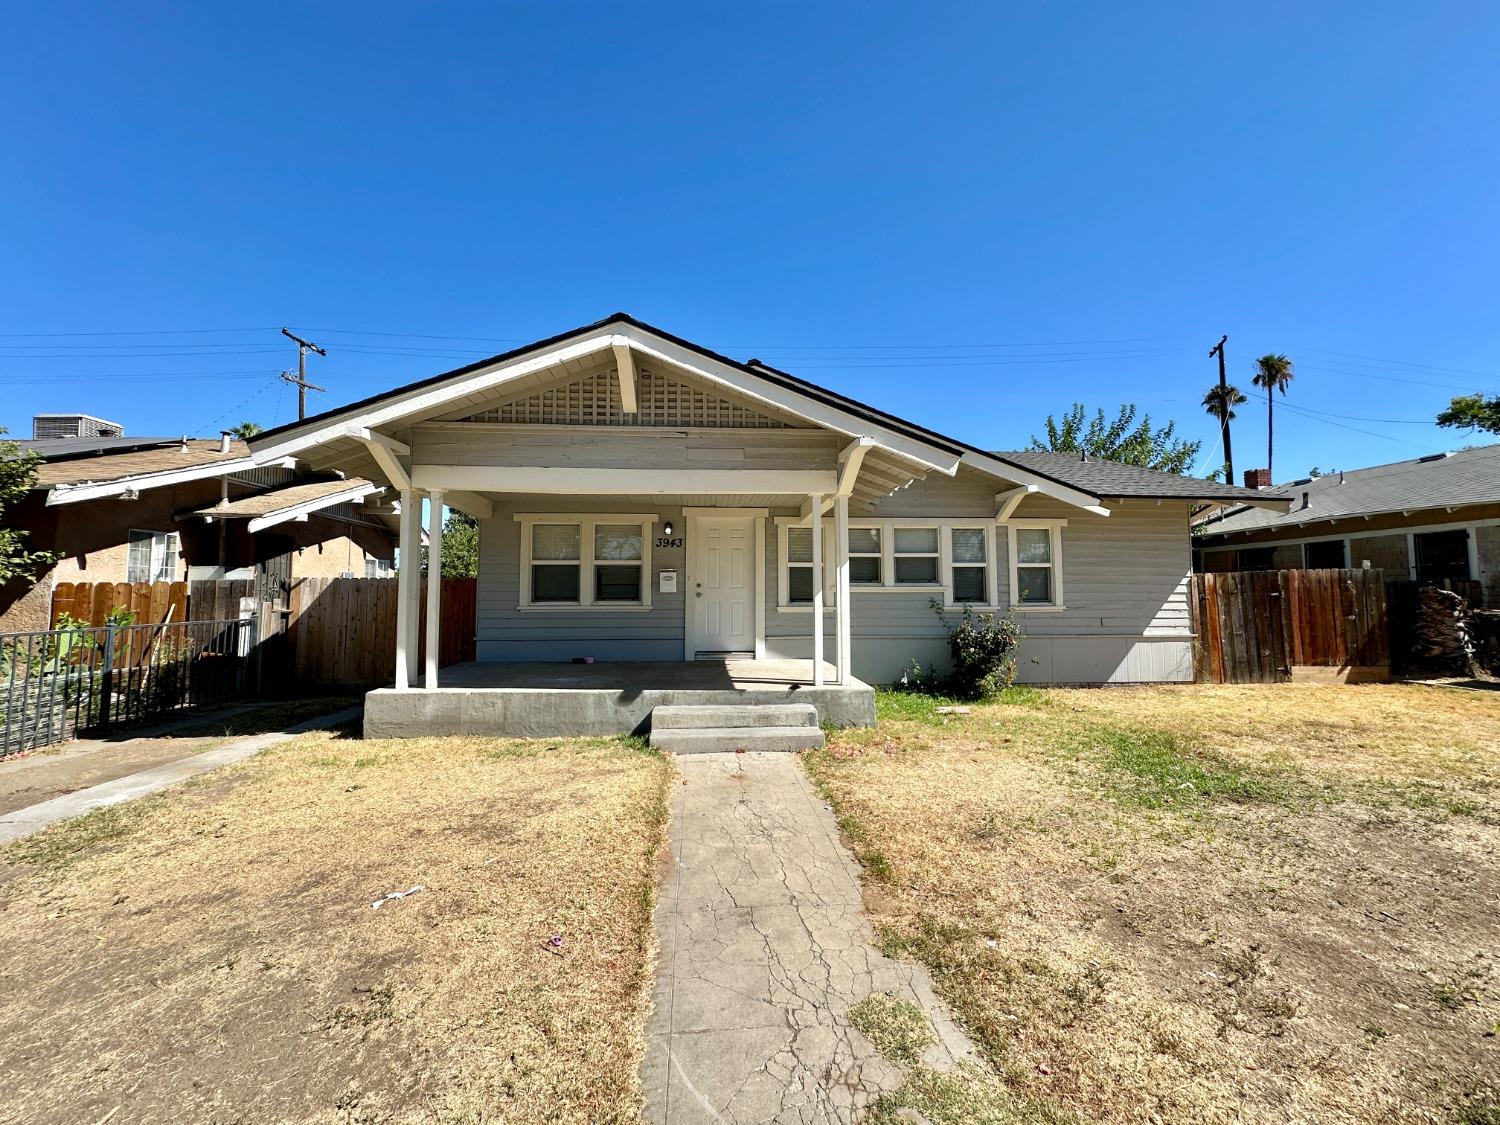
[
  {"left": 1208, "top": 334, "right": 1235, "bottom": 485},
  {"left": 280, "top": 328, "right": 327, "bottom": 421}
]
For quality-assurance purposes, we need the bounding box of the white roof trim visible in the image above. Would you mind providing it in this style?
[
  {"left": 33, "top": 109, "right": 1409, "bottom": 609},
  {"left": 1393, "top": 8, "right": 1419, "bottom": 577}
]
[
  {"left": 960, "top": 452, "right": 1111, "bottom": 516},
  {"left": 244, "top": 482, "right": 386, "bottom": 534},
  {"left": 43, "top": 456, "right": 296, "bottom": 507},
  {"left": 251, "top": 324, "right": 964, "bottom": 477}
]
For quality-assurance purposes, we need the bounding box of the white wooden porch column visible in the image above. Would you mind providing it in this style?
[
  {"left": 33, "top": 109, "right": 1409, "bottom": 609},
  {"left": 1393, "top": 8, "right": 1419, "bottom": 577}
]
[
  {"left": 834, "top": 494, "right": 852, "bottom": 685},
  {"left": 810, "top": 493, "right": 825, "bottom": 687},
  {"left": 424, "top": 490, "right": 444, "bottom": 689},
  {"left": 394, "top": 488, "right": 421, "bottom": 690}
]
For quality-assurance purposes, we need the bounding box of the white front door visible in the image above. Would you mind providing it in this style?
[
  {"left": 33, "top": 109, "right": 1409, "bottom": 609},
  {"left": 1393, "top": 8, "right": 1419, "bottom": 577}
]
[{"left": 687, "top": 515, "right": 757, "bottom": 657}]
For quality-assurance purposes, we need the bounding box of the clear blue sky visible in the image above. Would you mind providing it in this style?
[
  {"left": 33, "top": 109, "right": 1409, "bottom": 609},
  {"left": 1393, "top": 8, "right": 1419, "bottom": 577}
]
[{"left": 3, "top": 2, "right": 1497, "bottom": 483}]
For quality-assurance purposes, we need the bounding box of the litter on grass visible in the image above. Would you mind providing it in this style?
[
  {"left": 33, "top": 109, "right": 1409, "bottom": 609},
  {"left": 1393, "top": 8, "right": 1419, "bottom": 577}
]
[{"left": 371, "top": 885, "right": 426, "bottom": 909}]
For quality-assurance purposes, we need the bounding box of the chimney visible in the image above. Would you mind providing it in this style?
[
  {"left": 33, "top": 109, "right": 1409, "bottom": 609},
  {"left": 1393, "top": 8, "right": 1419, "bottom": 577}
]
[
  {"left": 219, "top": 431, "right": 233, "bottom": 455},
  {"left": 1242, "top": 468, "right": 1272, "bottom": 490}
]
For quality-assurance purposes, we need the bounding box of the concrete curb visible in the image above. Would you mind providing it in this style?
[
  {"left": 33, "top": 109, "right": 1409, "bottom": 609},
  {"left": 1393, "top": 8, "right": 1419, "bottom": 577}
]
[{"left": 0, "top": 706, "right": 362, "bottom": 847}]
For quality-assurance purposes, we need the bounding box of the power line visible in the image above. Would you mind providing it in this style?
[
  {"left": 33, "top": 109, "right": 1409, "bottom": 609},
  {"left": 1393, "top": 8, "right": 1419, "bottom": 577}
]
[
  {"left": 1296, "top": 347, "right": 1500, "bottom": 381},
  {"left": 0, "top": 326, "right": 280, "bottom": 338},
  {"left": 1274, "top": 399, "right": 1442, "bottom": 451}
]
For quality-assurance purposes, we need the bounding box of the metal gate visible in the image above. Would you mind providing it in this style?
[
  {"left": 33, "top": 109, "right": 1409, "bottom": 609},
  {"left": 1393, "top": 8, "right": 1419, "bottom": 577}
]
[{"left": 0, "top": 617, "right": 254, "bottom": 757}]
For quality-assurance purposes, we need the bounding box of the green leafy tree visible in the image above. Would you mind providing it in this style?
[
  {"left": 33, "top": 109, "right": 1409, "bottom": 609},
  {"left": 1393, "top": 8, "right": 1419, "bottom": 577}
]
[
  {"left": 1201, "top": 383, "right": 1248, "bottom": 484},
  {"left": 1251, "top": 354, "right": 1295, "bottom": 479},
  {"left": 228, "top": 421, "right": 263, "bottom": 439},
  {"left": 1436, "top": 393, "right": 1500, "bottom": 435},
  {"left": 425, "top": 511, "right": 479, "bottom": 578},
  {"left": 1029, "top": 403, "right": 1203, "bottom": 475},
  {"left": 0, "top": 427, "right": 56, "bottom": 585}
]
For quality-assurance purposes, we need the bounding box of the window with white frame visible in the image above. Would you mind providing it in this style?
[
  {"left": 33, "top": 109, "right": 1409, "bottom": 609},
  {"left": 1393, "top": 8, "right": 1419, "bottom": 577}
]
[
  {"left": 777, "top": 519, "right": 996, "bottom": 608},
  {"left": 1008, "top": 520, "right": 1064, "bottom": 608},
  {"left": 893, "top": 527, "right": 940, "bottom": 585},
  {"left": 518, "top": 516, "right": 653, "bottom": 608},
  {"left": 127, "top": 530, "right": 179, "bottom": 583},
  {"left": 848, "top": 526, "right": 881, "bottom": 585},
  {"left": 364, "top": 558, "right": 394, "bottom": 578},
  {"left": 950, "top": 527, "right": 989, "bottom": 603}
]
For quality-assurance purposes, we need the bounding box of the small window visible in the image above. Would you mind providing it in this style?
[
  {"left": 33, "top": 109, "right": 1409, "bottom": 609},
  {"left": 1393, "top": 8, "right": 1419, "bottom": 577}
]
[
  {"left": 1303, "top": 540, "right": 1346, "bottom": 570},
  {"left": 593, "top": 523, "right": 643, "bottom": 602},
  {"left": 893, "top": 527, "right": 939, "bottom": 585},
  {"left": 849, "top": 527, "right": 882, "bottom": 585},
  {"left": 950, "top": 527, "right": 988, "bottom": 603},
  {"left": 364, "top": 558, "right": 394, "bottom": 578},
  {"left": 1009, "top": 522, "right": 1063, "bottom": 607},
  {"left": 1237, "top": 546, "right": 1277, "bottom": 571},
  {"left": 787, "top": 526, "right": 815, "bottom": 605},
  {"left": 530, "top": 523, "right": 582, "bottom": 603},
  {"left": 127, "top": 530, "right": 179, "bottom": 583}
]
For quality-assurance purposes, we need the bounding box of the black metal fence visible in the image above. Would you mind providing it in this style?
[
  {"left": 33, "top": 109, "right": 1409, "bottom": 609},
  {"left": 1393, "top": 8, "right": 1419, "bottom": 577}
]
[{"left": 0, "top": 618, "right": 254, "bottom": 757}]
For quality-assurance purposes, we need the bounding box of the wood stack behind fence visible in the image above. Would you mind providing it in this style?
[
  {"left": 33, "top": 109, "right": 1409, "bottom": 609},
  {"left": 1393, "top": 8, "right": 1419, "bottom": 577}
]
[
  {"left": 1190, "top": 568, "right": 1390, "bottom": 684},
  {"left": 50, "top": 577, "right": 477, "bottom": 689}
]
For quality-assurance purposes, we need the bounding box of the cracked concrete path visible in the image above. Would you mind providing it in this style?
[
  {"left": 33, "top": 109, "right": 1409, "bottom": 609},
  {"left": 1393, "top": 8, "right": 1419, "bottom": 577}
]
[{"left": 642, "top": 752, "right": 976, "bottom": 1124}]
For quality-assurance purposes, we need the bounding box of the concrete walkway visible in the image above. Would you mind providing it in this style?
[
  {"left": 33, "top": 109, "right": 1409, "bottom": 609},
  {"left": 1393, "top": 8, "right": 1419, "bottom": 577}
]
[
  {"left": 643, "top": 753, "right": 975, "bottom": 1124},
  {"left": 0, "top": 707, "right": 360, "bottom": 846}
]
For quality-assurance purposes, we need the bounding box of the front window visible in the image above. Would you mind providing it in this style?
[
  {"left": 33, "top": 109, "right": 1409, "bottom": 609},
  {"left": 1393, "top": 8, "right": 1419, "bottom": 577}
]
[
  {"left": 519, "top": 516, "right": 654, "bottom": 608},
  {"left": 127, "top": 530, "right": 179, "bottom": 583},
  {"left": 893, "top": 527, "right": 939, "bottom": 585},
  {"left": 849, "top": 527, "right": 881, "bottom": 585},
  {"left": 950, "top": 527, "right": 988, "bottom": 603},
  {"left": 787, "top": 527, "right": 816, "bottom": 604},
  {"left": 1303, "top": 540, "right": 1346, "bottom": 569},
  {"left": 593, "top": 523, "right": 643, "bottom": 601},
  {"left": 1009, "top": 521, "right": 1064, "bottom": 608}
]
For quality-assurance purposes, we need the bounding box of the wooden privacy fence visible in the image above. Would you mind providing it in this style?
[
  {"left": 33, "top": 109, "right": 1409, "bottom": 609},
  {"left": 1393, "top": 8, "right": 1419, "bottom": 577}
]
[
  {"left": 288, "top": 576, "right": 477, "bottom": 687},
  {"left": 1191, "top": 568, "right": 1390, "bottom": 684},
  {"left": 50, "top": 577, "right": 478, "bottom": 689}
]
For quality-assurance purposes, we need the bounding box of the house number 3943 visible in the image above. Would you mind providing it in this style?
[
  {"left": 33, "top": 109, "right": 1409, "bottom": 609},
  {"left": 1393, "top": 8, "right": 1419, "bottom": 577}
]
[{"left": 655, "top": 536, "right": 684, "bottom": 548}]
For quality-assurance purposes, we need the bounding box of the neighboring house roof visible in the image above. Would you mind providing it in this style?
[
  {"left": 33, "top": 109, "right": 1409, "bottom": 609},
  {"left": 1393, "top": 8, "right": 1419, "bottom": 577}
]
[
  {"left": 993, "top": 450, "right": 1275, "bottom": 502},
  {"left": 251, "top": 312, "right": 1288, "bottom": 514},
  {"left": 32, "top": 439, "right": 250, "bottom": 488},
  {"left": 185, "top": 478, "right": 386, "bottom": 534},
  {"left": 17, "top": 435, "right": 183, "bottom": 459},
  {"left": 1197, "top": 444, "right": 1500, "bottom": 540},
  {"left": 26, "top": 438, "right": 272, "bottom": 506}
]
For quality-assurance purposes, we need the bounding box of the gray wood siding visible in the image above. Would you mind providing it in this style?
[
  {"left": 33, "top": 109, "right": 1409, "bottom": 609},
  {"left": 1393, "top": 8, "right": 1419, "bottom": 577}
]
[
  {"left": 415, "top": 424, "right": 840, "bottom": 474},
  {"left": 476, "top": 497, "right": 686, "bottom": 662}
]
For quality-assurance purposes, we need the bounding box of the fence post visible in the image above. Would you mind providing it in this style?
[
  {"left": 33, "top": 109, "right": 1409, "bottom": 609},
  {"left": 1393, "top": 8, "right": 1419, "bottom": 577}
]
[{"left": 97, "top": 624, "right": 116, "bottom": 731}]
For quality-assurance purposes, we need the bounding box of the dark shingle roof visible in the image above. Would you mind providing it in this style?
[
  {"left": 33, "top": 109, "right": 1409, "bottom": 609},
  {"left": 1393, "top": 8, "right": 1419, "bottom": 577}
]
[
  {"left": 992, "top": 450, "right": 1285, "bottom": 503},
  {"left": 1198, "top": 444, "right": 1500, "bottom": 538}
]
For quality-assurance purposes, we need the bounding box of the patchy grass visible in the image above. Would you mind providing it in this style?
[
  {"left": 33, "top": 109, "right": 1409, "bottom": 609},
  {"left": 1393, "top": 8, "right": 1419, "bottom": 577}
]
[
  {"left": 0, "top": 729, "right": 673, "bottom": 1123},
  {"left": 850, "top": 992, "right": 937, "bottom": 1066},
  {"left": 807, "top": 683, "right": 1500, "bottom": 1125},
  {"left": 167, "top": 695, "right": 362, "bottom": 740}
]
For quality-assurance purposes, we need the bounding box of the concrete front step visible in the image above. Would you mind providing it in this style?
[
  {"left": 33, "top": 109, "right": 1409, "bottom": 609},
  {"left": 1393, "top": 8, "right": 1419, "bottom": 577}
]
[
  {"left": 649, "top": 725, "right": 827, "bottom": 755},
  {"left": 651, "top": 703, "right": 819, "bottom": 730}
]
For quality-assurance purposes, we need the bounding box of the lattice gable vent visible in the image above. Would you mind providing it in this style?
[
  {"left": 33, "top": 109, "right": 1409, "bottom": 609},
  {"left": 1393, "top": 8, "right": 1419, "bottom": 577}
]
[{"left": 462, "top": 366, "right": 796, "bottom": 428}]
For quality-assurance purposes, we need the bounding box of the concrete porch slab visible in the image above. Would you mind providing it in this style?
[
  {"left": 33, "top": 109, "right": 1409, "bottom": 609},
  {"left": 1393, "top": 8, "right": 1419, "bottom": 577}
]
[{"left": 363, "top": 660, "right": 876, "bottom": 739}]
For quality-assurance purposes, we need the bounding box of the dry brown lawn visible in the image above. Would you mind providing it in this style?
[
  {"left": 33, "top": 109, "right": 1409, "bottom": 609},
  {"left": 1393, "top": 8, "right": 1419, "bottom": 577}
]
[
  {"left": 0, "top": 726, "right": 672, "bottom": 1124},
  {"left": 807, "top": 684, "right": 1500, "bottom": 1125}
]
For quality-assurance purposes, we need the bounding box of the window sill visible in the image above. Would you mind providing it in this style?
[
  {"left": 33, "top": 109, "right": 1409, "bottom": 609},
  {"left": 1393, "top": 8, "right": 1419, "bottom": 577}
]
[
  {"left": 776, "top": 605, "right": 837, "bottom": 614},
  {"left": 518, "top": 603, "right": 655, "bottom": 612},
  {"left": 1011, "top": 604, "right": 1067, "bottom": 613}
]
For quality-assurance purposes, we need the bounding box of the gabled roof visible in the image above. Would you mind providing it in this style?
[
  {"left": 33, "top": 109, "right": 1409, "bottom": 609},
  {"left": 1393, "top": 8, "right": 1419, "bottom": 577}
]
[
  {"left": 1197, "top": 444, "right": 1500, "bottom": 539},
  {"left": 994, "top": 451, "right": 1290, "bottom": 504},
  {"left": 250, "top": 313, "right": 1288, "bottom": 513}
]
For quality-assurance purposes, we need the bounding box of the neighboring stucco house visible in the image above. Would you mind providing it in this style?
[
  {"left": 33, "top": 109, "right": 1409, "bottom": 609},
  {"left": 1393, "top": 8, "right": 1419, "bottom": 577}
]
[
  {"left": 247, "top": 313, "right": 1287, "bottom": 710},
  {"left": 1, "top": 424, "right": 400, "bottom": 632},
  {"left": 1195, "top": 445, "right": 1500, "bottom": 605}
]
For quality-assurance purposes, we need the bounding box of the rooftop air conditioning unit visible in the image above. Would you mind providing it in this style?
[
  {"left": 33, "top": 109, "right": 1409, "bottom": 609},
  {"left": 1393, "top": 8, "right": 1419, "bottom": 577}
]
[{"left": 32, "top": 413, "right": 124, "bottom": 439}]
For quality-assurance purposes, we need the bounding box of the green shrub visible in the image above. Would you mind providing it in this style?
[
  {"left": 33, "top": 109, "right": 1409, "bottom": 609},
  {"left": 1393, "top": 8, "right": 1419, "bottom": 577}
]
[{"left": 931, "top": 602, "right": 1022, "bottom": 700}]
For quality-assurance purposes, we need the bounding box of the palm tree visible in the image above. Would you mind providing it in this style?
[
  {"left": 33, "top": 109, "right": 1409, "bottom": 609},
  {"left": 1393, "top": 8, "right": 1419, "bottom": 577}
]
[
  {"left": 1202, "top": 383, "right": 1248, "bottom": 484},
  {"left": 229, "top": 421, "right": 263, "bottom": 440},
  {"left": 1251, "top": 354, "right": 1295, "bottom": 480}
]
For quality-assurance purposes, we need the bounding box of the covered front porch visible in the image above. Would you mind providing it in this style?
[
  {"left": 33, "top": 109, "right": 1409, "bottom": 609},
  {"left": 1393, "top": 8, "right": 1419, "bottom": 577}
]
[{"left": 364, "top": 658, "right": 875, "bottom": 738}]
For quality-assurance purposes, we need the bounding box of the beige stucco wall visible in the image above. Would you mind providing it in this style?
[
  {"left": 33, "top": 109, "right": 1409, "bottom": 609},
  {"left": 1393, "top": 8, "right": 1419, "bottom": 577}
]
[{"left": 1350, "top": 533, "right": 1410, "bottom": 577}]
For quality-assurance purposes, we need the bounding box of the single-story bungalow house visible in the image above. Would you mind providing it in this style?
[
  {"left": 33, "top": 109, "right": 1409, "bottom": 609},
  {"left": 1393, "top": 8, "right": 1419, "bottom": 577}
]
[
  {"left": 247, "top": 313, "right": 1287, "bottom": 737},
  {"left": 1196, "top": 444, "right": 1500, "bottom": 605},
  {"left": 1, "top": 420, "right": 400, "bottom": 632}
]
